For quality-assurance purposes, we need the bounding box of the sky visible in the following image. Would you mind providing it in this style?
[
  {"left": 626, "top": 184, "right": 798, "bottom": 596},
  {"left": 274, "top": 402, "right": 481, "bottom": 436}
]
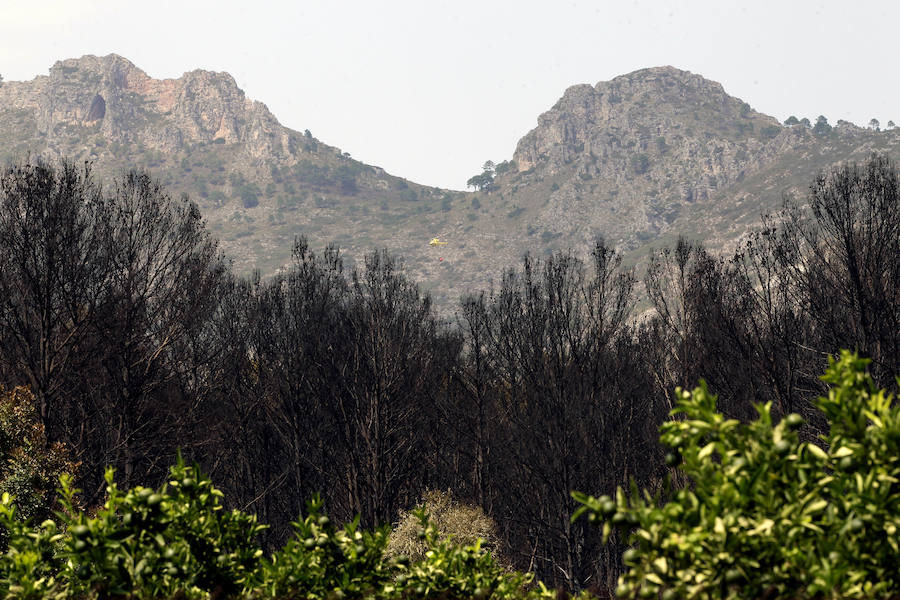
[{"left": 2, "top": 0, "right": 898, "bottom": 190}]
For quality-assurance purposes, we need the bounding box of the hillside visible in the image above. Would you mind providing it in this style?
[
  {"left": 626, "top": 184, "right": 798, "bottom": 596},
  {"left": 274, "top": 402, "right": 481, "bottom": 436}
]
[
  {"left": 2, "top": 57, "right": 899, "bottom": 310},
  {"left": 493, "top": 66, "right": 900, "bottom": 263},
  {"left": 0, "top": 55, "right": 467, "bottom": 288}
]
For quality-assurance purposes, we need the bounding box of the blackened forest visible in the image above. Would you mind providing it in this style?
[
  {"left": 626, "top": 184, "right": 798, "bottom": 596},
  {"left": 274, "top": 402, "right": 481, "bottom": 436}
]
[{"left": 1, "top": 154, "right": 898, "bottom": 592}]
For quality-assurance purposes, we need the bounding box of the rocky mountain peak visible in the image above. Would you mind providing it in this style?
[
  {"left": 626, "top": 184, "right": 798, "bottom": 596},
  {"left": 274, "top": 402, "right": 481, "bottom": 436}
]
[
  {"left": 0, "top": 55, "right": 453, "bottom": 287},
  {"left": 514, "top": 66, "right": 780, "bottom": 174},
  {"left": 50, "top": 53, "right": 145, "bottom": 87},
  {"left": 0, "top": 54, "right": 287, "bottom": 159},
  {"left": 499, "top": 66, "right": 892, "bottom": 261}
]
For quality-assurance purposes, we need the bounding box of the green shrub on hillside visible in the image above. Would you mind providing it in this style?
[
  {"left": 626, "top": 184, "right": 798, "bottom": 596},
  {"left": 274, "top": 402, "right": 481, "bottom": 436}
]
[
  {"left": 0, "top": 386, "right": 76, "bottom": 527},
  {"left": 574, "top": 351, "right": 900, "bottom": 599}
]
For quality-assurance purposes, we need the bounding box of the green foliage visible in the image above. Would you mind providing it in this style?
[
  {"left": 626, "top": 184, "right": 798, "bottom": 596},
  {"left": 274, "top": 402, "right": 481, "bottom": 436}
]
[
  {"left": 0, "top": 458, "right": 560, "bottom": 599},
  {"left": 0, "top": 389, "right": 73, "bottom": 598},
  {"left": 629, "top": 153, "right": 650, "bottom": 175},
  {"left": 813, "top": 115, "right": 833, "bottom": 136},
  {"left": 761, "top": 124, "right": 781, "bottom": 139},
  {"left": 0, "top": 387, "right": 76, "bottom": 526},
  {"left": 293, "top": 159, "right": 366, "bottom": 195},
  {"left": 293, "top": 160, "right": 332, "bottom": 187},
  {"left": 335, "top": 164, "right": 359, "bottom": 195},
  {"left": 493, "top": 160, "right": 516, "bottom": 175},
  {"left": 394, "top": 511, "right": 540, "bottom": 600},
  {"left": 57, "top": 455, "right": 265, "bottom": 599},
  {"left": 241, "top": 190, "right": 259, "bottom": 208},
  {"left": 0, "top": 502, "right": 66, "bottom": 600},
  {"left": 574, "top": 351, "right": 900, "bottom": 599},
  {"left": 227, "top": 171, "right": 263, "bottom": 208},
  {"left": 467, "top": 163, "right": 495, "bottom": 191},
  {"left": 255, "top": 495, "right": 394, "bottom": 598}
]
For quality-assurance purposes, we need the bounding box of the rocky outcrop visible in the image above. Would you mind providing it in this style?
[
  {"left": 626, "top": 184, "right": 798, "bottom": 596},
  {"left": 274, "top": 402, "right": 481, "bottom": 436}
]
[
  {"left": 502, "top": 66, "right": 897, "bottom": 253},
  {"left": 514, "top": 67, "right": 779, "bottom": 171},
  {"left": 0, "top": 54, "right": 293, "bottom": 159},
  {"left": 512, "top": 66, "right": 788, "bottom": 203}
]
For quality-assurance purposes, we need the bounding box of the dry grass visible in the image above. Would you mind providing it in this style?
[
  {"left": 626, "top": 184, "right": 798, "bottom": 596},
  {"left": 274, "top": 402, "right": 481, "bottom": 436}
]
[{"left": 386, "top": 489, "right": 507, "bottom": 567}]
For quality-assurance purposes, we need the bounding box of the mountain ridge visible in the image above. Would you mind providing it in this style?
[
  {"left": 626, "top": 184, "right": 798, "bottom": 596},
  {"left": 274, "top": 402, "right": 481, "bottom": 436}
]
[{"left": 2, "top": 55, "right": 899, "bottom": 311}]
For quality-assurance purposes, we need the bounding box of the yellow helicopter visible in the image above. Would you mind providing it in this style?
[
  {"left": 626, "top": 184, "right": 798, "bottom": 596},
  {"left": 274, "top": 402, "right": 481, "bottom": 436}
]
[{"left": 429, "top": 237, "right": 448, "bottom": 246}]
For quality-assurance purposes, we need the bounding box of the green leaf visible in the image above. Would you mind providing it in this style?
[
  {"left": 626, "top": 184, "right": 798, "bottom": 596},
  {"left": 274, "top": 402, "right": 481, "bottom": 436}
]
[
  {"left": 806, "top": 443, "right": 828, "bottom": 461},
  {"left": 831, "top": 446, "right": 854, "bottom": 458}
]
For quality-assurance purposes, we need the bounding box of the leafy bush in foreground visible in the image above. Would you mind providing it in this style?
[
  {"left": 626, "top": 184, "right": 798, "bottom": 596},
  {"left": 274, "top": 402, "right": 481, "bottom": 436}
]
[
  {"left": 58, "top": 457, "right": 265, "bottom": 599},
  {"left": 395, "top": 511, "right": 534, "bottom": 600},
  {"left": 0, "top": 386, "right": 76, "bottom": 527},
  {"left": 0, "top": 501, "right": 65, "bottom": 599},
  {"left": 574, "top": 351, "right": 900, "bottom": 599},
  {"left": 0, "top": 457, "right": 564, "bottom": 599},
  {"left": 254, "top": 495, "right": 395, "bottom": 598}
]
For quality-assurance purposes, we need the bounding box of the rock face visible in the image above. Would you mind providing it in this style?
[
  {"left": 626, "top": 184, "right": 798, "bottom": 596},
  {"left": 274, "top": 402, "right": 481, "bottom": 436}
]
[
  {"left": 515, "top": 67, "right": 779, "bottom": 173},
  {"left": 0, "top": 54, "right": 286, "bottom": 159},
  {"left": 496, "top": 66, "right": 900, "bottom": 255}
]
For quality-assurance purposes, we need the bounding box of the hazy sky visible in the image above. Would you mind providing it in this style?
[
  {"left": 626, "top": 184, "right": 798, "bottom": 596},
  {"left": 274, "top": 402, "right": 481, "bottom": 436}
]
[{"left": 2, "top": 0, "right": 897, "bottom": 190}]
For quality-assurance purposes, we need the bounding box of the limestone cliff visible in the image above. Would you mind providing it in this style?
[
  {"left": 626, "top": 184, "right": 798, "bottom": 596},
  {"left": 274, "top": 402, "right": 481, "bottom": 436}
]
[
  {"left": 495, "top": 66, "right": 900, "bottom": 255},
  {"left": 1, "top": 54, "right": 288, "bottom": 158}
]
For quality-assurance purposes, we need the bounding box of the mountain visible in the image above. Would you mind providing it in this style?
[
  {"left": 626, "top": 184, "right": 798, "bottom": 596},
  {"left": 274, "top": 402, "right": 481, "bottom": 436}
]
[
  {"left": 493, "top": 66, "right": 900, "bottom": 261},
  {"left": 2, "top": 57, "right": 899, "bottom": 310},
  {"left": 0, "top": 54, "right": 466, "bottom": 292}
]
